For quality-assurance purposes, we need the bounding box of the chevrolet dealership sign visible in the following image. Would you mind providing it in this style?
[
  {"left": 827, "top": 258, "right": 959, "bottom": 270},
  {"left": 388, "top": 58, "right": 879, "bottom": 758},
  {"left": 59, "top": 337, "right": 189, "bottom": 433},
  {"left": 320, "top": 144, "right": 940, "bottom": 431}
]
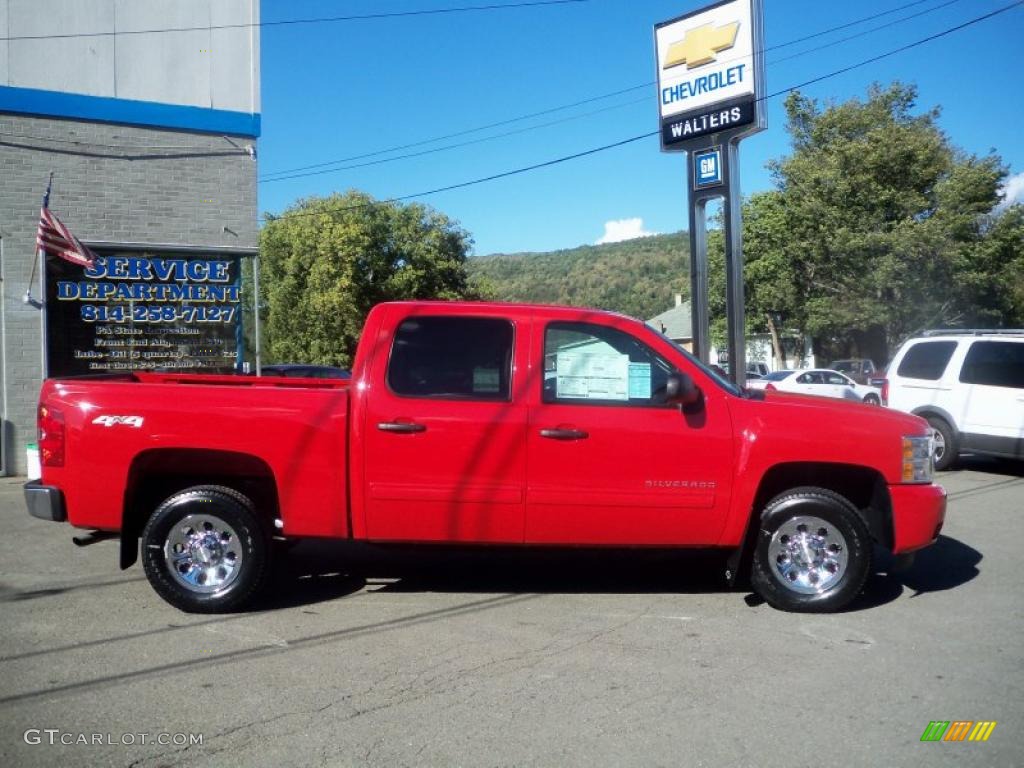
[{"left": 655, "top": 0, "right": 765, "bottom": 149}]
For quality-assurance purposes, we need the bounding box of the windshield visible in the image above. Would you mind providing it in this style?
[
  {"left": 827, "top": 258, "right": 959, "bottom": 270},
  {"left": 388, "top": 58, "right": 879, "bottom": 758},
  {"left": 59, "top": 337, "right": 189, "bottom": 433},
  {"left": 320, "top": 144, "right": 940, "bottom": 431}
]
[
  {"left": 649, "top": 328, "right": 744, "bottom": 396},
  {"left": 762, "top": 370, "right": 793, "bottom": 381},
  {"left": 831, "top": 360, "right": 855, "bottom": 373}
]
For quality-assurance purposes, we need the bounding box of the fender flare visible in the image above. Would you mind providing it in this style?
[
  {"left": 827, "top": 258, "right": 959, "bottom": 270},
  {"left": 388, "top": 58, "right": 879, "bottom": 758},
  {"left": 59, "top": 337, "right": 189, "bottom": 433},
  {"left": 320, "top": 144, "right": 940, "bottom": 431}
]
[{"left": 910, "top": 405, "right": 960, "bottom": 437}]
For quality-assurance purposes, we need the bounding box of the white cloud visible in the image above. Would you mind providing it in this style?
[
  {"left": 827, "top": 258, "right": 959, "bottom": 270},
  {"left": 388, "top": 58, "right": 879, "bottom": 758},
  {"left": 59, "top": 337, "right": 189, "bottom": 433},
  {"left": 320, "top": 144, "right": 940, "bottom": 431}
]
[
  {"left": 997, "top": 171, "right": 1024, "bottom": 211},
  {"left": 595, "top": 218, "right": 657, "bottom": 245}
]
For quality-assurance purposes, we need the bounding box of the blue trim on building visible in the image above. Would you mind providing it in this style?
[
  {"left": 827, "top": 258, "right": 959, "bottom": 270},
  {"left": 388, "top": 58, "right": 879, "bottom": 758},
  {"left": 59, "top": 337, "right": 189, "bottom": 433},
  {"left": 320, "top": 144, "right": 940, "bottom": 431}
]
[{"left": 0, "top": 85, "right": 260, "bottom": 138}]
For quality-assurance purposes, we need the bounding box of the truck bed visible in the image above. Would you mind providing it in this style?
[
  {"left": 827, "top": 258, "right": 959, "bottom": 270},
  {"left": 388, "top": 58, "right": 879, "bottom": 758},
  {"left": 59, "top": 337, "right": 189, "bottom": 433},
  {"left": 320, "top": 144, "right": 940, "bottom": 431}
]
[{"left": 37, "top": 373, "right": 351, "bottom": 538}]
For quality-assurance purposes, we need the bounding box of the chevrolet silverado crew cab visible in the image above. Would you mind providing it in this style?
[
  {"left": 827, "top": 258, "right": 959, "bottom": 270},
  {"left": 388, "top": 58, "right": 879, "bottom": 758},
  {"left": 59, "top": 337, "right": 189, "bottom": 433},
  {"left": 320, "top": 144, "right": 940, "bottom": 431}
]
[{"left": 25, "top": 301, "right": 946, "bottom": 613}]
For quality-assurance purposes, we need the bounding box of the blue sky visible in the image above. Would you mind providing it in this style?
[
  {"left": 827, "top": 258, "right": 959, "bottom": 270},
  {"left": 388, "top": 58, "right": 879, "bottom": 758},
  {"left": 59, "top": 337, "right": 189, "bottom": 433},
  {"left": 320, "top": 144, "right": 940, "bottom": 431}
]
[{"left": 258, "top": 0, "right": 1024, "bottom": 255}]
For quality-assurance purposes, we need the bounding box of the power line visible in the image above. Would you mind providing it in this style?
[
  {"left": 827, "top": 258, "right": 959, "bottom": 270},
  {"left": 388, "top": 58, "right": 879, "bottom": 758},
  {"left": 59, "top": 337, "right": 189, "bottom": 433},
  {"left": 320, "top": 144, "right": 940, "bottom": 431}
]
[
  {"left": 0, "top": 0, "right": 588, "bottom": 42},
  {"left": 0, "top": 0, "right": 962, "bottom": 160},
  {"left": 771, "top": 0, "right": 967, "bottom": 65},
  {"left": 264, "top": 132, "right": 656, "bottom": 221},
  {"left": 259, "top": 83, "right": 652, "bottom": 180},
  {"left": 763, "top": 0, "right": 1022, "bottom": 99},
  {"left": 264, "top": 0, "right": 1023, "bottom": 222},
  {"left": 260, "top": 96, "right": 649, "bottom": 183},
  {"left": 258, "top": 0, "right": 967, "bottom": 182},
  {"left": 257, "top": 0, "right": 960, "bottom": 180},
  {"left": 768, "top": 0, "right": 935, "bottom": 51}
]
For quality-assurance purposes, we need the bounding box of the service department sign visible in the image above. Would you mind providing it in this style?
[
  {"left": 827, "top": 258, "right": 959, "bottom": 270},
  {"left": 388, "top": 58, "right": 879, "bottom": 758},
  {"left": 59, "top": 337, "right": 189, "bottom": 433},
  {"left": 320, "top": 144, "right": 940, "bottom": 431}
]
[
  {"left": 44, "top": 250, "right": 244, "bottom": 376},
  {"left": 655, "top": 0, "right": 765, "bottom": 149}
]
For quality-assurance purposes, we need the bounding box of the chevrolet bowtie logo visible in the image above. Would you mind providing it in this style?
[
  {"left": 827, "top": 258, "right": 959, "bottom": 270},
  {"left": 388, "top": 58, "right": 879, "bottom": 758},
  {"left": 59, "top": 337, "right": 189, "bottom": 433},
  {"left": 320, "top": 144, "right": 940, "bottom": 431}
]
[{"left": 664, "top": 21, "right": 740, "bottom": 70}]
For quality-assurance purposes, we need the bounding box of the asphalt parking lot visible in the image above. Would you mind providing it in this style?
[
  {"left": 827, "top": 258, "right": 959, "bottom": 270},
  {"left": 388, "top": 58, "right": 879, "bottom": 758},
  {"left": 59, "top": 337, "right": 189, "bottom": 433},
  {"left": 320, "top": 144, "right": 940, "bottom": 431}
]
[{"left": 1, "top": 460, "right": 1022, "bottom": 768}]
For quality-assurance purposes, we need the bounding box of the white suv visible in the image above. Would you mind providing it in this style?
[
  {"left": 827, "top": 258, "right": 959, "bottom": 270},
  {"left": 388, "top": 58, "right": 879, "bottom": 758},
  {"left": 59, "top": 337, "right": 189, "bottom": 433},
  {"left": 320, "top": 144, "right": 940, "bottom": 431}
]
[{"left": 884, "top": 330, "right": 1024, "bottom": 470}]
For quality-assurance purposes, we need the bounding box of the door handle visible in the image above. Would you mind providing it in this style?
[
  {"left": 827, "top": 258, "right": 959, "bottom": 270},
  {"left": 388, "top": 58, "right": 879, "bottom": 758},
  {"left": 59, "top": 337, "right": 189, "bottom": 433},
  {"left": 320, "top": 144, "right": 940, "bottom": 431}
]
[
  {"left": 377, "top": 421, "right": 426, "bottom": 434},
  {"left": 539, "top": 427, "right": 589, "bottom": 440}
]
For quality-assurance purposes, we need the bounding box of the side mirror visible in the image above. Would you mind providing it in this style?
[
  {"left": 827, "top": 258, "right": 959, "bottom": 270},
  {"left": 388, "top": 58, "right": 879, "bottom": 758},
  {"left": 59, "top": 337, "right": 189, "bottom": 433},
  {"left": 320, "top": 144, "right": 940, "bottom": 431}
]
[{"left": 665, "top": 372, "right": 701, "bottom": 407}]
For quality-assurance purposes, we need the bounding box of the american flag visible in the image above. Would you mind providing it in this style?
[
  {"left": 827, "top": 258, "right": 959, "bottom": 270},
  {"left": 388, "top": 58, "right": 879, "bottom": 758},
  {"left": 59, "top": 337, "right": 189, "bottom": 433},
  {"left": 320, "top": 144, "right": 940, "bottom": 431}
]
[{"left": 36, "top": 205, "right": 97, "bottom": 268}]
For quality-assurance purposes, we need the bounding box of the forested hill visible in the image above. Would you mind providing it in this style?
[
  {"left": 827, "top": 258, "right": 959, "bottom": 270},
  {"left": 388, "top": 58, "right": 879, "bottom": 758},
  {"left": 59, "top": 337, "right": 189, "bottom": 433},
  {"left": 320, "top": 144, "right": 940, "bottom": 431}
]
[{"left": 468, "top": 231, "right": 691, "bottom": 321}]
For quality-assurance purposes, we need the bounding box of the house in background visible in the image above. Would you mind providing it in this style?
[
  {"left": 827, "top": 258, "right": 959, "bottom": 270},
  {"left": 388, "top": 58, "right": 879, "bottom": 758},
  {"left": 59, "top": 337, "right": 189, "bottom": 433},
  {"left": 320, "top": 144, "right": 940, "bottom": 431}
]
[
  {"left": 646, "top": 294, "right": 814, "bottom": 372},
  {"left": 646, "top": 294, "right": 694, "bottom": 352}
]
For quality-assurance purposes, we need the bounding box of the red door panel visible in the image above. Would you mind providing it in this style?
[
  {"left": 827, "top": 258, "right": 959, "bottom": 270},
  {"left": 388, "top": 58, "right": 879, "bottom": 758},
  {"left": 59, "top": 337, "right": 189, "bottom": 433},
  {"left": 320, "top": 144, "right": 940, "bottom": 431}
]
[
  {"left": 526, "top": 318, "right": 733, "bottom": 545},
  {"left": 362, "top": 309, "right": 529, "bottom": 543}
]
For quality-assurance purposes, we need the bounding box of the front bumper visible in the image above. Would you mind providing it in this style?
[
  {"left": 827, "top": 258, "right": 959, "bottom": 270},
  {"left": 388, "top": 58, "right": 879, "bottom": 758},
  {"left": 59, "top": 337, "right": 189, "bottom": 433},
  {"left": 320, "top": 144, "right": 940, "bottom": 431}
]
[
  {"left": 24, "top": 480, "right": 67, "bottom": 522},
  {"left": 890, "top": 483, "right": 946, "bottom": 554}
]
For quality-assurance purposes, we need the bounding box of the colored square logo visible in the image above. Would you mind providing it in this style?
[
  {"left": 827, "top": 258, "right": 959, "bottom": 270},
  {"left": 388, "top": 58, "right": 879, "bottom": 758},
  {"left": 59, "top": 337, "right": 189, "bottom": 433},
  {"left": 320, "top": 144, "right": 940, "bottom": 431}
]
[{"left": 694, "top": 147, "right": 723, "bottom": 188}]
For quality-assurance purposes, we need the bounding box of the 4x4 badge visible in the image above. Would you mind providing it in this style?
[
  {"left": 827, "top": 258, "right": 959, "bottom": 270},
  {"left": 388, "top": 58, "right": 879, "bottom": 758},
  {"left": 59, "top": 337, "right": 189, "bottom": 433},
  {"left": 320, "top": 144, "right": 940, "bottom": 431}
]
[{"left": 92, "top": 415, "right": 144, "bottom": 428}]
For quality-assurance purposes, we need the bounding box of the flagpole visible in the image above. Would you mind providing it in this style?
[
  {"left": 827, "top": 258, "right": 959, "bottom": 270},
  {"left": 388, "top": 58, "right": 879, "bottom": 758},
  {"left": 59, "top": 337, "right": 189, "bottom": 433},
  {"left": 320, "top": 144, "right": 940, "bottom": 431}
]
[{"left": 39, "top": 172, "right": 54, "bottom": 379}]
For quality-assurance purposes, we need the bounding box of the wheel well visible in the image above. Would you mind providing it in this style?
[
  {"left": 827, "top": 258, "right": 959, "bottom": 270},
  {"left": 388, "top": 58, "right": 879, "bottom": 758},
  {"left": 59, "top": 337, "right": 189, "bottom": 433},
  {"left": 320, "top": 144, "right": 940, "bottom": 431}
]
[
  {"left": 752, "top": 463, "right": 892, "bottom": 548},
  {"left": 120, "top": 449, "right": 280, "bottom": 569},
  {"left": 728, "top": 462, "right": 893, "bottom": 585},
  {"left": 911, "top": 407, "right": 958, "bottom": 436}
]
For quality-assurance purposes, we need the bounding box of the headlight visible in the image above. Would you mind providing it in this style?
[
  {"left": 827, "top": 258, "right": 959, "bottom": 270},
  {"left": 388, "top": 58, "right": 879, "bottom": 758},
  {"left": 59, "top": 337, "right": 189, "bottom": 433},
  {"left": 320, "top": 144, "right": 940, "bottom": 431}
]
[{"left": 902, "top": 435, "right": 934, "bottom": 483}]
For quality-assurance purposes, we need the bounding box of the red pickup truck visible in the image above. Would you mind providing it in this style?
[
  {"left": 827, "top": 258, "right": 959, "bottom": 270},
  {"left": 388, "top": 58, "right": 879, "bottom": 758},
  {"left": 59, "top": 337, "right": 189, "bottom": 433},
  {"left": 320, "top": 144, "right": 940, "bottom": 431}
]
[{"left": 25, "top": 301, "right": 945, "bottom": 613}]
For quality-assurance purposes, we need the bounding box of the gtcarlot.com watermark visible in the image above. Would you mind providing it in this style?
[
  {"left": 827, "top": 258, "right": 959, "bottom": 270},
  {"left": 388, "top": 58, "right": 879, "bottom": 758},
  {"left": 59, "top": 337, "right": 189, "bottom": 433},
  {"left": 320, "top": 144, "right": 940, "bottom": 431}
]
[{"left": 24, "top": 729, "right": 203, "bottom": 747}]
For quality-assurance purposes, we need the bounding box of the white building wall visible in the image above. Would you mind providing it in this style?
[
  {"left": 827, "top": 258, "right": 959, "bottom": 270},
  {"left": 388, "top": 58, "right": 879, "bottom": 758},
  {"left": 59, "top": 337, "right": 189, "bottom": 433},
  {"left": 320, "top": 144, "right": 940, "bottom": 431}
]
[{"left": 2, "top": 0, "right": 259, "bottom": 114}]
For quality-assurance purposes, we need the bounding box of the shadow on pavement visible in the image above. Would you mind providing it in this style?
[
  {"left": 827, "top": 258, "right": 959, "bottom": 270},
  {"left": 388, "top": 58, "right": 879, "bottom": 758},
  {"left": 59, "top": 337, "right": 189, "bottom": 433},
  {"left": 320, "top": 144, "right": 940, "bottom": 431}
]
[
  {"left": 848, "top": 534, "right": 982, "bottom": 611},
  {"left": 947, "top": 455, "right": 1024, "bottom": 478},
  {"left": 268, "top": 539, "right": 730, "bottom": 600},
  {"left": 263, "top": 532, "right": 981, "bottom": 611}
]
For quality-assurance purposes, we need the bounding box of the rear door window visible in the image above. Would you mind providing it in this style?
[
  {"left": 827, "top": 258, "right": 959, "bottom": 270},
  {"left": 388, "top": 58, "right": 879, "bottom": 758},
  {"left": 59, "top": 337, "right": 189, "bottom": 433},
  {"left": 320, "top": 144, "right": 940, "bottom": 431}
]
[
  {"left": 896, "top": 341, "right": 957, "bottom": 380},
  {"left": 959, "top": 341, "right": 1024, "bottom": 389},
  {"left": 387, "top": 316, "right": 513, "bottom": 400}
]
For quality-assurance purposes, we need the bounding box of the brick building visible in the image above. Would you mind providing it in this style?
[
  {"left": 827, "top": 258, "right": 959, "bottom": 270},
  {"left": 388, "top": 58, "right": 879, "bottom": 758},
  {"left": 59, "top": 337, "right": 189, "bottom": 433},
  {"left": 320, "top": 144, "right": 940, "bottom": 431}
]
[{"left": 0, "top": 1, "right": 260, "bottom": 474}]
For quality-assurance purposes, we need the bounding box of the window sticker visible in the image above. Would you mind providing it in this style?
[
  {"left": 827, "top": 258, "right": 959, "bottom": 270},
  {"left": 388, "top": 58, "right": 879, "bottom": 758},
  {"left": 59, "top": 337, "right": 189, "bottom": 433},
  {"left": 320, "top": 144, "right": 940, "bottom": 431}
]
[
  {"left": 555, "top": 352, "right": 629, "bottom": 400},
  {"left": 628, "top": 362, "right": 652, "bottom": 398},
  {"left": 472, "top": 367, "right": 500, "bottom": 393}
]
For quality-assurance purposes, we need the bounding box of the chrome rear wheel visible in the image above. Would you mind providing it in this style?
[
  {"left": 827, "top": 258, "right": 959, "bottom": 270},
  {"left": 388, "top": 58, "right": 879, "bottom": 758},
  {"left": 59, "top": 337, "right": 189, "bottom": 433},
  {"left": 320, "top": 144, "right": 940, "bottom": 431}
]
[
  {"left": 165, "top": 514, "right": 245, "bottom": 594},
  {"left": 142, "top": 486, "right": 268, "bottom": 613}
]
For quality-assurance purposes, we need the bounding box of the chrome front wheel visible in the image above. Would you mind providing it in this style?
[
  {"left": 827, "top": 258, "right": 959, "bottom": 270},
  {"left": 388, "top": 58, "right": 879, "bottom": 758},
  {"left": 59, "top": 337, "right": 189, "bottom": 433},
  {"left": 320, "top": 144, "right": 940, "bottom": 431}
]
[
  {"left": 751, "top": 487, "right": 872, "bottom": 613},
  {"left": 767, "top": 515, "right": 849, "bottom": 595}
]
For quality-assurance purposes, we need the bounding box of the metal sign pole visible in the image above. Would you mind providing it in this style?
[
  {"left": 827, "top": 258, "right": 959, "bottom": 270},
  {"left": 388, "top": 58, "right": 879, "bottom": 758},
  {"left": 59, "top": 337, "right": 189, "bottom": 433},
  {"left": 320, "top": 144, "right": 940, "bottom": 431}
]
[
  {"left": 722, "top": 139, "right": 745, "bottom": 388},
  {"left": 655, "top": 0, "right": 765, "bottom": 386},
  {"left": 686, "top": 152, "right": 711, "bottom": 364}
]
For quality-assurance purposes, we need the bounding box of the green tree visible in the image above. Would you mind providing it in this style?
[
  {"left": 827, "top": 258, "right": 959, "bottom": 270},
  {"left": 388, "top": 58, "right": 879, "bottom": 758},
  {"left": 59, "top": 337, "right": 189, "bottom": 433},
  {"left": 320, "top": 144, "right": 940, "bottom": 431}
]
[
  {"left": 709, "top": 82, "right": 1023, "bottom": 362},
  {"left": 259, "top": 191, "right": 480, "bottom": 367}
]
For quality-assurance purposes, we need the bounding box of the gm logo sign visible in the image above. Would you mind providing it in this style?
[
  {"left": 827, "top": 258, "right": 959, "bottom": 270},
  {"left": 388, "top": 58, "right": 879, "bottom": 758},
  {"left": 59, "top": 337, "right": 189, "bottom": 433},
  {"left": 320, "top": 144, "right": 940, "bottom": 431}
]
[{"left": 694, "top": 147, "right": 723, "bottom": 189}]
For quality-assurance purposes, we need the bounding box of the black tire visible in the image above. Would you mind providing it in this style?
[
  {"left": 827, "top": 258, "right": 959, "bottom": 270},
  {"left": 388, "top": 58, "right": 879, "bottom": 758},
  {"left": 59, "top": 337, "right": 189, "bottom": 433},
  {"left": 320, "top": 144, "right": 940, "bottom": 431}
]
[
  {"left": 925, "top": 416, "right": 958, "bottom": 471},
  {"left": 750, "top": 487, "right": 872, "bottom": 613},
  {"left": 141, "top": 486, "right": 269, "bottom": 613},
  {"left": 863, "top": 394, "right": 880, "bottom": 405}
]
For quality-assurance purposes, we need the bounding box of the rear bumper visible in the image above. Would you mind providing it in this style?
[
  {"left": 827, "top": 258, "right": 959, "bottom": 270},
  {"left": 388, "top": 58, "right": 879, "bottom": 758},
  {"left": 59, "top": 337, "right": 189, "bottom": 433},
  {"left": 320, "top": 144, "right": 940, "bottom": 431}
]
[
  {"left": 24, "top": 480, "right": 67, "bottom": 522},
  {"left": 889, "top": 483, "right": 946, "bottom": 553}
]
